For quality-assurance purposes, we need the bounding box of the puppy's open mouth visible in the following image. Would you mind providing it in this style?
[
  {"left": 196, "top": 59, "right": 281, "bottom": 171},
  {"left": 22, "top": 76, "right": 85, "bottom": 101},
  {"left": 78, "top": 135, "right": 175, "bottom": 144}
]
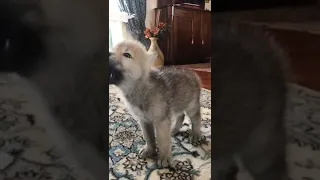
[{"left": 109, "top": 59, "right": 123, "bottom": 85}]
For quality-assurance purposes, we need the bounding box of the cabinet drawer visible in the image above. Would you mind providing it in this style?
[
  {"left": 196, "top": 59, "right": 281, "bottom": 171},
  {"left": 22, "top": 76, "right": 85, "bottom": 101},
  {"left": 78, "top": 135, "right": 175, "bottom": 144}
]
[{"left": 174, "top": 8, "right": 194, "bottom": 18}]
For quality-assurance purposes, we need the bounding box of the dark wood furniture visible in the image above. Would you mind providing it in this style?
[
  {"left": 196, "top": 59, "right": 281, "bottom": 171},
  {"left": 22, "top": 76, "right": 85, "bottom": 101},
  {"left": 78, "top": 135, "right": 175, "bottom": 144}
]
[
  {"left": 263, "top": 22, "right": 320, "bottom": 91},
  {"left": 215, "top": 7, "right": 320, "bottom": 91},
  {"left": 238, "top": 21, "right": 320, "bottom": 91},
  {"left": 155, "top": 5, "right": 211, "bottom": 65},
  {"left": 157, "top": 0, "right": 205, "bottom": 9}
]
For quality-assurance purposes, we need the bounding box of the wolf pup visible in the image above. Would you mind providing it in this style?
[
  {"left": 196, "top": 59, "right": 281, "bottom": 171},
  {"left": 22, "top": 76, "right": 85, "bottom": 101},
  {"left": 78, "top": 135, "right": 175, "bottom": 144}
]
[
  {"left": 212, "top": 20, "right": 288, "bottom": 180},
  {"left": 0, "top": 0, "right": 109, "bottom": 179},
  {"left": 109, "top": 40, "right": 203, "bottom": 167}
]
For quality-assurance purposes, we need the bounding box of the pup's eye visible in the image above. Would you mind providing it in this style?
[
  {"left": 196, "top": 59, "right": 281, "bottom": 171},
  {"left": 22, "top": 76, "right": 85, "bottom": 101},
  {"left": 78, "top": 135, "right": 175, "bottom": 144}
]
[{"left": 123, "top": 52, "right": 132, "bottom": 59}]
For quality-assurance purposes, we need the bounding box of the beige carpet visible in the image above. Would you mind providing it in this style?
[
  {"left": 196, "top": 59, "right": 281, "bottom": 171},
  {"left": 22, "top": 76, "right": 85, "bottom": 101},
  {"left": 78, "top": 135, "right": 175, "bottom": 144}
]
[
  {"left": 109, "top": 83, "right": 320, "bottom": 180},
  {"left": 108, "top": 85, "right": 212, "bottom": 180},
  {"left": 1, "top": 73, "right": 320, "bottom": 180}
]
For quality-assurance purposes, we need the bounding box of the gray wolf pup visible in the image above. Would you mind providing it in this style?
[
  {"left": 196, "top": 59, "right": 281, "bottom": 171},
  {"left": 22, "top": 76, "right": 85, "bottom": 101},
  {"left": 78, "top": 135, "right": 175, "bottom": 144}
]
[
  {"left": 0, "top": 0, "right": 109, "bottom": 179},
  {"left": 109, "top": 40, "right": 203, "bottom": 167}
]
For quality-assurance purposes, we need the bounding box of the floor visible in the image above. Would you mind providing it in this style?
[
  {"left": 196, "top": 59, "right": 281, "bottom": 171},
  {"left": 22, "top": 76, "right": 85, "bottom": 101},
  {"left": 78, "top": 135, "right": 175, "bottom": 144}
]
[
  {"left": 109, "top": 85, "right": 212, "bottom": 179},
  {"left": 175, "top": 63, "right": 211, "bottom": 90}
]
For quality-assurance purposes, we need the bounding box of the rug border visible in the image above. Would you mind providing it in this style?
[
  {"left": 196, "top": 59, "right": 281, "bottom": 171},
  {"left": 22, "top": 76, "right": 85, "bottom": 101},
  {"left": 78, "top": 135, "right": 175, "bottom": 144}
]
[{"left": 202, "top": 88, "right": 211, "bottom": 93}]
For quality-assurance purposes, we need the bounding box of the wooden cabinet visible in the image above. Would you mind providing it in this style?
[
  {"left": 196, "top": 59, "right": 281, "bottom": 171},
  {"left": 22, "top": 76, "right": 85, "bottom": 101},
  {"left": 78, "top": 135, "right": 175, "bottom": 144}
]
[
  {"left": 157, "top": 0, "right": 205, "bottom": 9},
  {"left": 157, "top": 0, "right": 184, "bottom": 8},
  {"left": 155, "top": 6, "right": 211, "bottom": 65},
  {"left": 200, "top": 12, "right": 211, "bottom": 61}
]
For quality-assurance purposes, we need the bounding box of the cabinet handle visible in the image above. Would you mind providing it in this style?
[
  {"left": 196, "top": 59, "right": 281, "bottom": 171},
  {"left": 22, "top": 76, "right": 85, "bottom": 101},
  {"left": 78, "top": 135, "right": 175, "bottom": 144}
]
[
  {"left": 202, "top": 40, "right": 204, "bottom": 44},
  {"left": 191, "top": 38, "right": 194, "bottom": 44}
]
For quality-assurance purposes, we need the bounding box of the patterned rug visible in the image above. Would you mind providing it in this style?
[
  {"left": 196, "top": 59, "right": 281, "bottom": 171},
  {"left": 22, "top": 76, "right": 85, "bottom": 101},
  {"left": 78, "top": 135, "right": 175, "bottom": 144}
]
[
  {"left": 108, "top": 85, "right": 212, "bottom": 180},
  {"left": 1, "top": 73, "right": 320, "bottom": 180},
  {"left": 109, "top": 84, "right": 320, "bottom": 180}
]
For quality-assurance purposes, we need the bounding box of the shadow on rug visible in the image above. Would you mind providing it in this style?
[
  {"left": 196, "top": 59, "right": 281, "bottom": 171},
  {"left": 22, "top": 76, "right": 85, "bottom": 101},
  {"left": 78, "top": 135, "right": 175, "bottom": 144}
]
[{"left": 108, "top": 85, "right": 212, "bottom": 180}]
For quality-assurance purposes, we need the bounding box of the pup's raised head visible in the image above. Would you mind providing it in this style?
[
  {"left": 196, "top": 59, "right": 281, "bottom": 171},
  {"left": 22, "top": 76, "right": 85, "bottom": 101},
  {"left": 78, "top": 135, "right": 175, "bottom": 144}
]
[{"left": 109, "top": 40, "right": 157, "bottom": 85}]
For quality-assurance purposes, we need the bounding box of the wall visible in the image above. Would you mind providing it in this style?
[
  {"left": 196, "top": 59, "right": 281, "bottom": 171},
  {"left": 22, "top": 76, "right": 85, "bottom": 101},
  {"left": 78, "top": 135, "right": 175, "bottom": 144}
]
[
  {"left": 205, "top": 1, "right": 211, "bottom": 11},
  {"left": 145, "top": 0, "right": 212, "bottom": 28},
  {"left": 145, "top": 0, "right": 157, "bottom": 28}
]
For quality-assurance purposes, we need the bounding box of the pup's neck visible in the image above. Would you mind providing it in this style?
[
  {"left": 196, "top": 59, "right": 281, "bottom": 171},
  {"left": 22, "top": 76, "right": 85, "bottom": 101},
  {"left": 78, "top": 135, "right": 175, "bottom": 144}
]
[{"left": 118, "top": 72, "right": 152, "bottom": 96}]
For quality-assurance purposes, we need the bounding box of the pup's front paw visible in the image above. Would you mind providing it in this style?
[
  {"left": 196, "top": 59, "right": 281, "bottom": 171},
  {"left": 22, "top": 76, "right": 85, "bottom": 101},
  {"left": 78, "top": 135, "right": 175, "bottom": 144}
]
[
  {"left": 171, "top": 128, "right": 180, "bottom": 137},
  {"left": 139, "top": 145, "right": 156, "bottom": 159},
  {"left": 189, "top": 133, "right": 206, "bottom": 145},
  {"left": 157, "top": 155, "right": 172, "bottom": 168}
]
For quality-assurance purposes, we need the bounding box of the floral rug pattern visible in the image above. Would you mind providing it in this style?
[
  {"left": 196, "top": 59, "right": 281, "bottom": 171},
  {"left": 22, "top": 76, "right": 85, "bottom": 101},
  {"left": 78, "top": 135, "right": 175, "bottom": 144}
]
[
  {"left": 0, "top": 74, "right": 96, "bottom": 180},
  {"left": 1, "top": 73, "right": 320, "bottom": 180},
  {"left": 109, "top": 84, "right": 320, "bottom": 180},
  {"left": 108, "top": 85, "right": 212, "bottom": 180}
]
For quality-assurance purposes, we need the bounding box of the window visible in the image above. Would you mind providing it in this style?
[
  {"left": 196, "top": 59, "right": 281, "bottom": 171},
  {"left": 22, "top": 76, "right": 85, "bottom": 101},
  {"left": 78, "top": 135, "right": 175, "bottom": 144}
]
[{"left": 109, "top": 0, "right": 134, "bottom": 50}]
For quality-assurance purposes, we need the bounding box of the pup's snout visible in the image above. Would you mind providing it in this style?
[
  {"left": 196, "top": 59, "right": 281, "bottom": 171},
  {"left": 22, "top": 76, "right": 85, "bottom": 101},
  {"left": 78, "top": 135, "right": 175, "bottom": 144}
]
[
  {"left": 109, "top": 54, "right": 123, "bottom": 85},
  {"left": 109, "top": 52, "right": 113, "bottom": 58}
]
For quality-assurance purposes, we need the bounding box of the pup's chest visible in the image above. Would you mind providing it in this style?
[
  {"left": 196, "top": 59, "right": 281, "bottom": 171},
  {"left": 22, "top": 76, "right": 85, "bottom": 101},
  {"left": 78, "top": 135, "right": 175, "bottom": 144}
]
[
  {"left": 120, "top": 94, "right": 147, "bottom": 118},
  {"left": 123, "top": 99, "right": 146, "bottom": 119},
  {"left": 129, "top": 104, "right": 145, "bottom": 118}
]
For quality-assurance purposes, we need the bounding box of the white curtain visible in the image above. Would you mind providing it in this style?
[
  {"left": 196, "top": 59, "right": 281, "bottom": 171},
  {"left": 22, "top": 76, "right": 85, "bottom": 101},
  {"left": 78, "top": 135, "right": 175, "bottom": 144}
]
[
  {"left": 109, "top": 0, "right": 135, "bottom": 50},
  {"left": 145, "top": 0, "right": 157, "bottom": 28}
]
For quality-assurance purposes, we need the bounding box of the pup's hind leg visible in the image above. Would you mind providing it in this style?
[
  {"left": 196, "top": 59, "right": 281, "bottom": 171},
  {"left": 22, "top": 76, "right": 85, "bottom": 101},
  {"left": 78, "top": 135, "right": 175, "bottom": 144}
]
[
  {"left": 171, "top": 113, "right": 185, "bottom": 136},
  {"left": 186, "top": 101, "right": 202, "bottom": 143},
  {"left": 155, "top": 118, "right": 172, "bottom": 168}
]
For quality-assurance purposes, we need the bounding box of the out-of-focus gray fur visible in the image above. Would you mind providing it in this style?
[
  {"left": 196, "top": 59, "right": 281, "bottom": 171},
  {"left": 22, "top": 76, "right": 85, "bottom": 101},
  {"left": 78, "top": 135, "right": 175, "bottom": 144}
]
[
  {"left": 0, "top": 0, "right": 109, "bottom": 179},
  {"left": 34, "top": 0, "right": 109, "bottom": 153},
  {"left": 212, "top": 19, "right": 289, "bottom": 180},
  {"left": 109, "top": 41, "right": 203, "bottom": 167}
]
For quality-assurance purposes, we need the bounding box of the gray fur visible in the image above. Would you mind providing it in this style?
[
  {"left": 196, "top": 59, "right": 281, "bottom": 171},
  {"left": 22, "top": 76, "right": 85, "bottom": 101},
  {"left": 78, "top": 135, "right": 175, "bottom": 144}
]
[
  {"left": 109, "top": 43, "right": 203, "bottom": 167},
  {"left": 33, "top": 0, "right": 108, "bottom": 153},
  {"left": 127, "top": 67, "right": 202, "bottom": 167},
  {"left": 1, "top": 0, "right": 109, "bottom": 179},
  {"left": 212, "top": 20, "right": 288, "bottom": 180}
]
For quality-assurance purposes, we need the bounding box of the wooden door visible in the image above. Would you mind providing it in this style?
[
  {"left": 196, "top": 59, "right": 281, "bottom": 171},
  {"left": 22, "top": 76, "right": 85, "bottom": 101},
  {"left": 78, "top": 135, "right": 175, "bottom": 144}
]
[
  {"left": 173, "top": 8, "right": 197, "bottom": 65},
  {"left": 200, "top": 12, "right": 211, "bottom": 62},
  {"left": 192, "top": 11, "right": 202, "bottom": 63}
]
